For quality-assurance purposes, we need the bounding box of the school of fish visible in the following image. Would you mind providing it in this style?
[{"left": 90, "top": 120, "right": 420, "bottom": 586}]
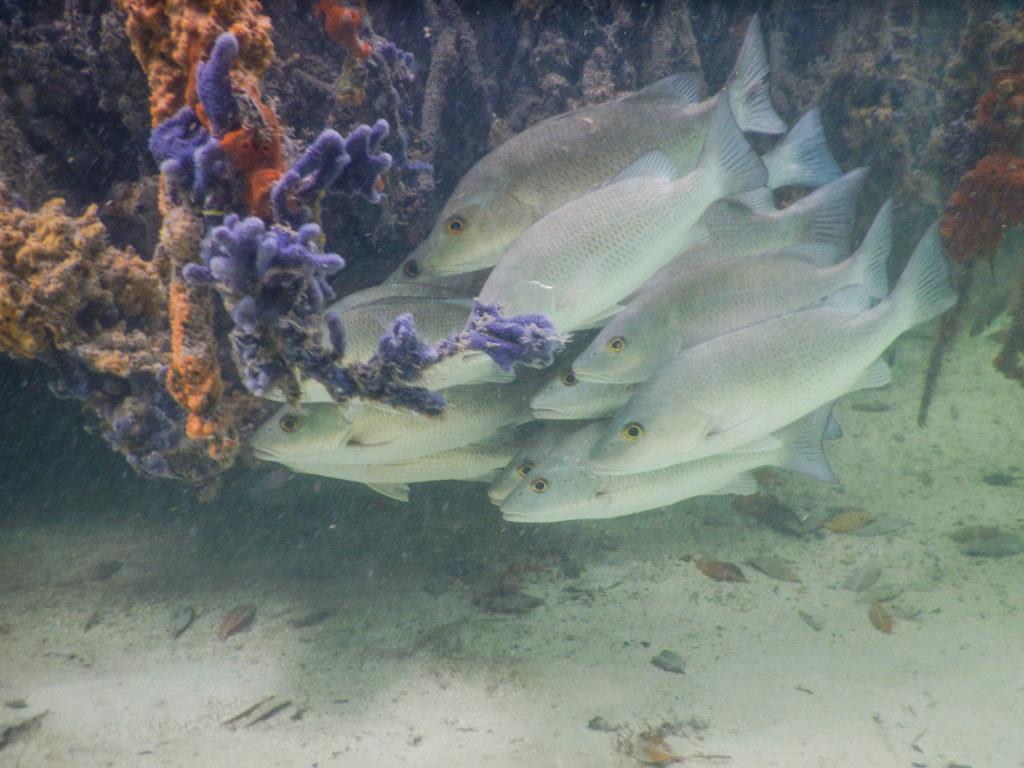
[{"left": 251, "top": 16, "right": 957, "bottom": 521}]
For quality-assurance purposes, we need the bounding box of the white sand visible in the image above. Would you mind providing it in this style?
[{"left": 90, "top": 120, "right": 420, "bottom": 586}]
[{"left": 2, "top": 249, "right": 1023, "bottom": 767}]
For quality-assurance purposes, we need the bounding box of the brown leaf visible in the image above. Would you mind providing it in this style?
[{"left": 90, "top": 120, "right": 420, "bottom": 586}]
[
  {"left": 693, "top": 559, "right": 746, "bottom": 582},
  {"left": 824, "top": 508, "right": 875, "bottom": 532},
  {"left": 218, "top": 604, "right": 256, "bottom": 640},
  {"left": 868, "top": 601, "right": 894, "bottom": 634}
]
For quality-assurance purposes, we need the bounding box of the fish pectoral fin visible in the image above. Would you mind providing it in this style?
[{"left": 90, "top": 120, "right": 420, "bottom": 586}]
[
  {"left": 850, "top": 358, "right": 893, "bottom": 392},
  {"left": 365, "top": 482, "right": 411, "bottom": 502},
  {"left": 713, "top": 472, "right": 760, "bottom": 496},
  {"left": 345, "top": 435, "right": 399, "bottom": 448}
]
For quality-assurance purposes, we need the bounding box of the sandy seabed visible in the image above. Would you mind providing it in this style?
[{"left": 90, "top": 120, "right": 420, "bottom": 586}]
[{"left": 1, "top": 253, "right": 1023, "bottom": 768}]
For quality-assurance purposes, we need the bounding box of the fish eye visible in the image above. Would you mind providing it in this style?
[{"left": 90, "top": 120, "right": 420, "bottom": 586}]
[
  {"left": 516, "top": 461, "right": 534, "bottom": 478},
  {"left": 279, "top": 414, "right": 302, "bottom": 433},
  {"left": 607, "top": 336, "right": 627, "bottom": 353},
  {"left": 444, "top": 215, "right": 466, "bottom": 235},
  {"left": 403, "top": 259, "right": 420, "bottom": 277},
  {"left": 622, "top": 422, "right": 644, "bottom": 440},
  {"left": 530, "top": 478, "right": 549, "bottom": 493},
  {"left": 560, "top": 372, "right": 578, "bottom": 386}
]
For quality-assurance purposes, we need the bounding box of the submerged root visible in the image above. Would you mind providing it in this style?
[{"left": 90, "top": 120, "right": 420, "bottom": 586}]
[{"left": 918, "top": 260, "right": 973, "bottom": 426}]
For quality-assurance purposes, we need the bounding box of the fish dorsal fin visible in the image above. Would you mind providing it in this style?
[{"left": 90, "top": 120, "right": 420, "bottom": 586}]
[
  {"left": 822, "top": 284, "right": 872, "bottom": 313},
  {"left": 366, "top": 482, "right": 410, "bottom": 502},
  {"left": 632, "top": 72, "right": 705, "bottom": 105},
  {"left": 610, "top": 149, "right": 679, "bottom": 184}
]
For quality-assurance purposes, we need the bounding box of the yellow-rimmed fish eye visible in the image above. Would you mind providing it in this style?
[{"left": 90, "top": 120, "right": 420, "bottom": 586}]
[
  {"left": 530, "top": 478, "right": 549, "bottom": 493},
  {"left": 560, "top": 371, "right": 578, "bottom": 387},
  {"left": 607, "top": 336, "right": 627, "bottom": 353},
  {"left": 444, "top": 215, "right": 466, "bottom": 235},
  {"left": 516, "top": 461, "right": 534, "bottom": 478},
  {"left": 403, "top": 258, "right": 420, "bottom": 277},
  {"left": 279, "top": 414, "right": 302, "bottom": 433},
  {"left": 622, "top": 422, "right": 644, "bottom": 440}
]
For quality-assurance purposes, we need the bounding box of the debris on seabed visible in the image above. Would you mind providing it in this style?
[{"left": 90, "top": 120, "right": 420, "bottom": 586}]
[
  {"left": 797, "top": 610, "right": 824, "bottom": 631},
  {"left": 746, "top": 554, "right": 799, "bottom": 582},
  {"left": 824, "top": 507, "right": 876, "bottom": 532},
  {"left": 650, "top": 649, "right": 686, "bottom": 675},
  {"left": 868, "top": 601, "right": 895, "bottom": 634},
  {"left": 169, "top": 606, "right": 196, "bottom": 639},
  {"left": 220, "top": 696, "right": 295, "bottom": 729},
  {"left": 290, "top": 609, "right": 333, "bottom": 628},
  {"left": 218, "top": 605, "right": 257, "bottom": 640},
  {"left": 692, "top": 560, "right": 746, "bottom": 582}
]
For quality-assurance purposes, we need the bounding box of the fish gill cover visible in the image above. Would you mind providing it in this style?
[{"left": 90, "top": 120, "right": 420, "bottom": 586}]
[{"left": 0, "top": 2, "right": 1020, "bottom": 510}]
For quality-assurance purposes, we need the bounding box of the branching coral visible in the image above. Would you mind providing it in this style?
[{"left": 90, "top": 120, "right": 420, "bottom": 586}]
[
  {"left": 940, "top": 70, "right": 1024, "bottom": 261},
  {"left": 116, "top": 0, "right": 274, "bottom": 125},
  {"left": 918, "top": 17, "right": 1024, "bottom": 421},
  {"left": 0, "top": 184, "right": 166, "bottom": 374}
]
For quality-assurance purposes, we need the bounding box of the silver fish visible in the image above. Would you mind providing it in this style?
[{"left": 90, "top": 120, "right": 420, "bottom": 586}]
[
  {"left": 588, "top": 222, "right": 957, "bottom": 474},
  {"left": 529, "top": 367, "right": 636, "bottom": 420},
  {"left": 388, "top": 15, "right": 783, "bottom": 281},
  {"left": 487, "top": 421, "right": 581, "bottom": 505},
  {"left": 573, "top": 200, "right": 893, "bottom": 384},
  {"left": 252, "top": 382, "right": 534, "bottom": 466},
  {"left": 501, "top": 407, "right": 836, "bottom": 523},
  {"left": 476, "top": 96, "right": 767, "bottom": 331},
  {"left": 327, "top": 273, "right": 483, "bottom": 314},
  {"left": 671, "top": 166, "right": 869, "bottom": 273},
  {"left": 257, "top": 439, "right": 518, "bottom": 503}
]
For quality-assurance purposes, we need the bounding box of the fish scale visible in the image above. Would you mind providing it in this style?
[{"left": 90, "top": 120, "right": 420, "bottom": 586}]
[
  {"left": 252, "top": 382, "right": 536, "bottom": 467},
  {"left": 387, "top": 15, "right": 783, "bottom": 280},
  {"left": 477, "top": 96, "right": 767, "bottom": 332},
  {"left": 572, "top": 199, "right": 892, "bottom": 384},
  {"left": 589, "top": 224, "right": 957, "bottom": 474}
]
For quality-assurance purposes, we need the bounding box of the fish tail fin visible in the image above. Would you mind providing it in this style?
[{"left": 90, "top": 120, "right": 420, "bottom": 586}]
[
  {"left": 727, "top": 13, "right": 786, "bottom": 135},
  {"left": 890, "top": 222, "right": 958, "bottom": 328},
  {"left": 763, "top": 108, "right": 841, "bottom": 189},
  {"left": 775, "top": 403, "right": 840, "bottom": 485},
  {"left": 772, "top": 167, "right": 867, "bottom": 266},
  {"left": 698, "top": 97, "right": 768, "bottom": 199},
  {"left": 846, "top": 200, "right": 893, "bottom": 300}
]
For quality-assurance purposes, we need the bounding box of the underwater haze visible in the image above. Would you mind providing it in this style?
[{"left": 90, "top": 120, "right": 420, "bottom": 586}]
[{"left": 1, "top": 2, "right": 1023, "bottom": 766}]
